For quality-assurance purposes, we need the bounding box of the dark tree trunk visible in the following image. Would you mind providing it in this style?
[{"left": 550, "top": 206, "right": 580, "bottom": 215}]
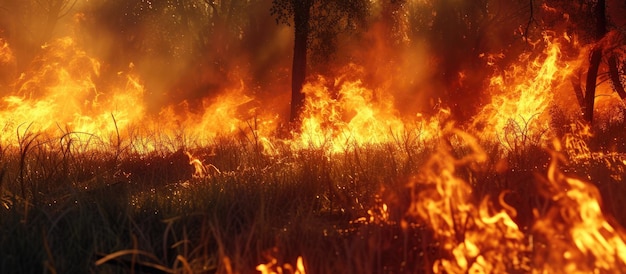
[
  {"left": 608, "top": 55, "right": 626, "bottom": 99},
  {"left": 584, "top": 49, "right": 603, "bottom": 122},
  {"left": 289, "top": 0, "right": 312, "bottom": 125},
  {"left": 583, "top": 0, "right": 607, "bottom": 123}
]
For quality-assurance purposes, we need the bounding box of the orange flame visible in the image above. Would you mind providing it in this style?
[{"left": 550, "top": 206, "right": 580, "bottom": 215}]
[
  {"left": 533, "top": 140, "right": 626, "bottom": 272},
  {"left": 408, "top": 125, "right": 626, "bottom": 272},
  {"left": 0, "top": 38, "right": 14, "bottom": 65},
  {"left": 472, "top": 35, "right": 577, "bottom": 150},
  {"left": 0, "top": 37, "right": 145, "bottom": 150},
  {"left": 0, "top": 36, "right": 279, "bottom": 153},
  {"left": 256, "top": 256, "right": 306, "bottom": 274},
  {"left": 2, "top": 4, "right": 626, "bottom": 274},
  {"left": 293, "top": 71, "right": 445, "bottom": 152},
  {"left": 407, "top": 127, "right": 529, "bottom": 273}
]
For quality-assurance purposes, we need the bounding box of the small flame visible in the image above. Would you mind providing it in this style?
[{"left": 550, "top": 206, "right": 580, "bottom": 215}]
[
  {"left": 185, "top": 151, "right": 220, "bottom": 179},
  {"left": 0, "top": 38, "right": 14, "bottom": 64},
  {"left": 256, "top": 256, "right": 306, "bottom": 274}
]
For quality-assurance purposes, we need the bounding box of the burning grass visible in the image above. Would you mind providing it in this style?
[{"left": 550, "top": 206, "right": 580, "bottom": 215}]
[
  {"left": 1, "top": 40, "right": 626, "bottom": 271},
  {"left": 2, "top": 3, "right": 626, "bottom": 272},
  {"left": 1, "top": 118, "right": 626, "bottom": 273},
  {"left": 0, "top": 127, "right": 430, "bottom": 273}
]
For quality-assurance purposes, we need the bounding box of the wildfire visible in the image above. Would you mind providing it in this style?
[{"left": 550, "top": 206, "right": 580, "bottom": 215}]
[
  {"left": 256, "top": 256, "right": 306, "bottom": 274},
  {"left": 0, "top": 37, "right": 145, "bottom": 149},
  {"left": 472, "top": 34, "right": 578, "bottom": 150},
  {"left": 533, "top": 140, "right": 626, "bottom": 272},
  {"left": 295, "top": 75, "right": 401, "bottom": 151},
  {"left": 0, "top": 36, "right": 276, "bottom": 153},
  {"left": 293, "top": 71, "right": 444, "bottom": 152},
  {"left": 2, "top": 2, "right": 626, "bottom": 273},
  {"left": 407, "top": 125, "right": 626, "bottom": 272},
  {"left": 151, "top": 84, "right": 263, "bottom": 150},
  {"left": 407, "top": 127, "right": 529, "bottom": 273}
]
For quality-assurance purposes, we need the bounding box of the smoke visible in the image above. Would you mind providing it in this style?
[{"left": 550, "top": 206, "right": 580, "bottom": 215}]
[
  {"left": 0, "top": 0, "right": 294, "bottom": 118},
  {"left": 1, "top": 0, "right": 623, "bottom": 134}
]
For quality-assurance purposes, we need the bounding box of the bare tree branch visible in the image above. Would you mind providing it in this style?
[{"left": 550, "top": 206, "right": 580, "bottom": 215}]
[
  {"left": 57, "top": 0, "right": 79, "bottom": 20},
  {"left": 608, "top": 54, "right": 626, "bottom": 99},
  {"left": 524, "top": 0, "right": 533, "bottom": 41}
]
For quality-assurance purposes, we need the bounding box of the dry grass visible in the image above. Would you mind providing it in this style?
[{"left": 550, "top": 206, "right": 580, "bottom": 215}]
[{"left": 1, "top": 118, "right": 626, "bottom": 273}]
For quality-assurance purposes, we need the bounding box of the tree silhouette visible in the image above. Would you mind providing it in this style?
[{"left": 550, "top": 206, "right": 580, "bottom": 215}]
[
  {"left": 0, "top": 0, "right": 77, "bottom": 72},
  {"left": 554, "top": 0, "right": 626, "bottom": 123},
  {"left": 583, "top": 0, "right": 607, "bottom": 123},
  {"left": 270, "top": 0, "right": 369, "bottom": 125},
  {"left": 416, "top": 0, "right": 529, "bottom": 121}
]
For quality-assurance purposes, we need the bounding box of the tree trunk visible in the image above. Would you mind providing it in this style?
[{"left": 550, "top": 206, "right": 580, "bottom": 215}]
[
  {"left": 289, "top": 0, "right": 312, "bottom": 125},
  {"left": 582, "top": 0, "right": 607, "bottom": 123},
  {"left": 584, "top": 49, "right": 603, "bottom": 122},
  {"left": 608, "top": 55, "right": 626, "bottom": 99}
]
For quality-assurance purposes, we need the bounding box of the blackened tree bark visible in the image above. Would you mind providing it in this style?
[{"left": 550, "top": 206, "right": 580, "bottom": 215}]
[
  {"left": 289, "top": 0, "right": 312, "bottom": 124},
  {"left": 582, "top": 0, "right": 606, "bottom": 123},
  {"left": 271, "top": 0, "right": 369, "bottom": 127},
  {"left": 608, "top": 55, "right": 626, "bottom": 99},
  {"left": 606, "top": 0, "right": 626, "bottom": 100}
]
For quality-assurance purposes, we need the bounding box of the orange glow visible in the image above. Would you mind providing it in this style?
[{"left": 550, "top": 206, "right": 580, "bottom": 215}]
[
  {"left": 295, "top": 75, "right": 402, "bottom": 151},
  {"left": 256, "top": 255, "right": 306, "bottom": 274},
  {"left": 0, "top": 37, "right": 145, "bottom": 150},
  {"left": 0, "top": 37, "right": 277, "bottom": 153},
  {"left": 533, "top": 140, "right": 626, "bottom": 272},
  {"left": 407, "top": 127, "right": 529, "bottom": 273},
  {"left": 409, "top": 128, "right": 626, "bottom": 272},
  {"left": 0, "top": 38, "right": 13, "bottom": 64},
  {"left": 472, "top": 35, "right": 577, "bottom": 150},
  {"left": 564, "top": 121, "right": 593, "bottom": 163},
  {"left": 2, "top": 3, "right": 626, "bottom": 273},
  {"left": 150, "top": 84, "right": 272, "bottom": 150},
  {"left": 292, "top": 72, "right": 444, "bottom": 152}
]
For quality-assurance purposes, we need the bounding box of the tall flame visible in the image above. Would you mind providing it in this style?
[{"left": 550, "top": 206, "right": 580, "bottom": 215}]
[
  {"left": 407, "top": 126, "right": 529, "bottom": 273},
  {"left": 533, "top": 140, "right": 626, "bottom": 272},
  {"left": 293, "top": 71, "right": 445, "bottom": 152},
  {"left": 0, "top": 37, "right": 145, "bottom": 149},
  {"left": 0, "top": 37, "right": 275, "bottom": 153},
  {"left": 472, "top": 35, "right": 578, "bottom": 150}
]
